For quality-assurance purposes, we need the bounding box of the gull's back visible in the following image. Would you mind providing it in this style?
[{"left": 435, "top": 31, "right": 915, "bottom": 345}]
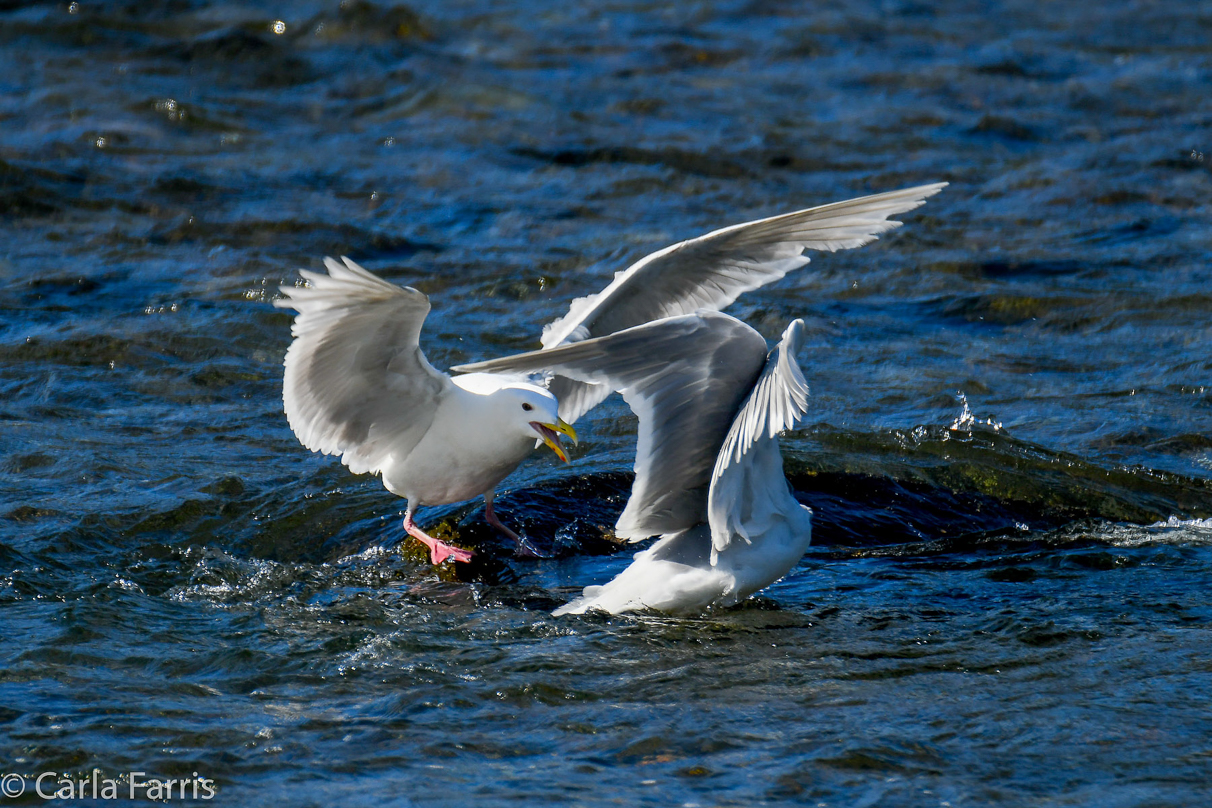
[
  {"left": 551, "top": 438, "right": 812, "bottom": 616},
  {"left": 553, "top": 321, "right": 814, "bottom": 616}
]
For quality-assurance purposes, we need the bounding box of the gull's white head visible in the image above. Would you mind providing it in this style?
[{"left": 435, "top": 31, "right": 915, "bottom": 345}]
[
  {"left": 453, "top": 374, "right": 578, "bottom": 462},
  {"left": 496, "top": 382, "right": 578, "bottom": 462}
]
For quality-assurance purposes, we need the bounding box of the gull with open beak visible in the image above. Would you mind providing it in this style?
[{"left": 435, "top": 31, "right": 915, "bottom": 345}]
[{"left": 276, "top": 257, "right": 576, "bottom": 563}]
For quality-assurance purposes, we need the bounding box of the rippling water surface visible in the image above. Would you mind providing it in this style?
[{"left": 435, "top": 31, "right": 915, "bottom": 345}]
[{"left": 3, "top": 1, "right": 1212, "bottom": 805}]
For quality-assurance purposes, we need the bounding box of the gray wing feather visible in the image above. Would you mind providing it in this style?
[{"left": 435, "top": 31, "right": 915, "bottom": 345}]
[
  {"left": 707, "top": 319, "right": 810, "bottom": 557},
  {"left": 547, "top": 374, "right": 613, "bottom": 426},
  {"left": 457, "top": 312, "right": 769, "bottom": 540},
  {"left": 541, "top": 183, "right": 947, "bottom": 349},
  {"left": 541, "top": 183, "right": 945, "bottom": 423},
  {"left": 274, "top": 256, "right": 451, "bottom": 476}
]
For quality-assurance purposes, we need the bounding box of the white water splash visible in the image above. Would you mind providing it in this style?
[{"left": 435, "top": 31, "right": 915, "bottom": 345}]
[
  {"left": 1102, "top": 516, "right": 1212, "bottom": 547},
  {"left": 948, "top": 392, "right": 1003, "bottom": 433}
]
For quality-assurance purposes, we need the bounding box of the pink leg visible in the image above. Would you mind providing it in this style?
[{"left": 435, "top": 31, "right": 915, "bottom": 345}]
[
  {"left": 403, "top": 510, "right": 474, "bottom": 565},
  {"left": 485, "top": 492, "right": 547, "bottom": 559}
]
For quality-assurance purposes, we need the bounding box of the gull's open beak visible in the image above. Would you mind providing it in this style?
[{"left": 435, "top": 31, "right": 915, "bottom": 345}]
[{"left": 530, "top": 418, "right": 578, "bottom": 463}]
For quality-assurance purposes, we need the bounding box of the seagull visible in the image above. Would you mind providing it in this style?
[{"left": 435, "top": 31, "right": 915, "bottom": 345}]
[
  {"left": 455, "top": 311, "right": 815, "bottom": 614},
  {"left": 273, "top": 183, "right": 945, "bottom": 565},
  {"left": 275, "top": 257, "right": 578, "bottom": 563}
]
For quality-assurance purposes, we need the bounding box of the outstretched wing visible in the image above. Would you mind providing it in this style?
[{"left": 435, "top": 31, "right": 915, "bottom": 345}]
[
  {"left": 707, "top": 319, "right": 810, "bottom": 559},
  {"left": 542, "top": 183, "right": 945, "bottom": 423},
  {"left": 456, "top": 312, "right": 769, "bottom": 540},
  {"left": 275, "top": 256, "right": 453, "bottom": 476}
]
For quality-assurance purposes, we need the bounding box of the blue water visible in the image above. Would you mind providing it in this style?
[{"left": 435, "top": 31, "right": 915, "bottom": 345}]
[{"left": 2, "top": 1, "right": 1212, "bottom": 805}]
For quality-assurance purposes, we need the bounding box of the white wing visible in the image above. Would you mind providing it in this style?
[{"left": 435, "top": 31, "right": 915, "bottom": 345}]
[
  {"left": 546, "top": 374, "right": 613, "bottom": 429},
  {"left": 707, "top": 319, "right": 810, "bottom": 559},
  {"left": 542, "top": 183, "right": 946, "bottom": 423},
  {"left": 275, "top": 257, "right": 453, "bottom": 475},
  {"left": 456, "top": 312, "right": 769, "bottom": 540}
]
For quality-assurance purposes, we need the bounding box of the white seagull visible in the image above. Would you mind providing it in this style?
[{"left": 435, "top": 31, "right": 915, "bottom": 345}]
[
  {"left": 273, "top": 183, "right": 945, "bottom": 565},
  {"left": 456, "top": 311, "right": 814, "bottom": 614},
  {"left": 276, "top": 258, "right": 577, "bottom": 563}
]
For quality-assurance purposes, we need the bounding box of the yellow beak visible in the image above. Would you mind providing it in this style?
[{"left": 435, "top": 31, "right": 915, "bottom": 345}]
[{"left": 531, "top": 418, "right": 578, "bottom": 463}]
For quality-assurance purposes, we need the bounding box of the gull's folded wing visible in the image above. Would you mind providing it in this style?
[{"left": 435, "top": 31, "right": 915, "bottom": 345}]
[
  {"left": 457, "top": 312, "right": 769, "bottom": 540},
  {"left": 707, "top": 319, "right": 810, "bottom": 560},
  {"left": 542, "top": 183, "right": 946, "bottom": 423},
  {"left": 275, "top": 257, "right": 452, "bottom": 476}
]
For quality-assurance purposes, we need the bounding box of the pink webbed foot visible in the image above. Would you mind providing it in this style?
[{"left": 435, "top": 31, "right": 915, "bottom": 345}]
[
  {"left": 403, "top": 511, "right": 474, "bottom": 565},
  {"left": 417, "top": 535, "right": 476, "bottom": 565}
]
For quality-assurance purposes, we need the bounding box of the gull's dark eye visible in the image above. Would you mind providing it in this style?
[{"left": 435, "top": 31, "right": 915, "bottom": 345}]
[{"left": 522, "top": 402, "right": 533, "bottom": 412}]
